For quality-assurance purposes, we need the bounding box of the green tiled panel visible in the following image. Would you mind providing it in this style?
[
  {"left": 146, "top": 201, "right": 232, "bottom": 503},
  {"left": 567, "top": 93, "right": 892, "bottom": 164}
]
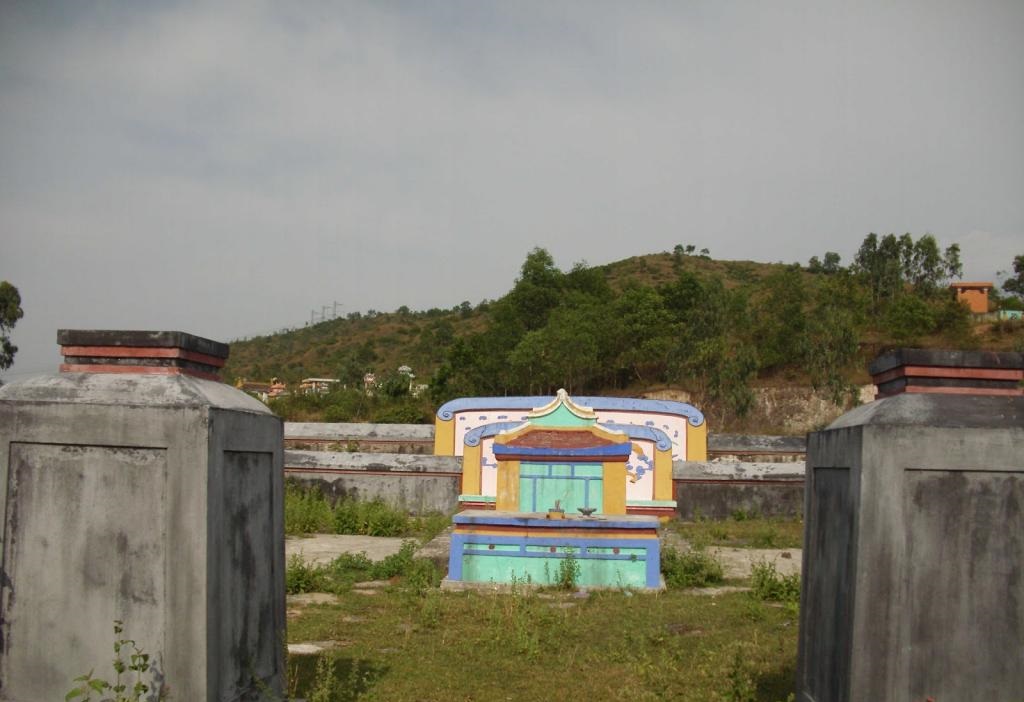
[
  {"left": 519, "top": 462, "right": 602, "bottom": 513},
  {"left": 461, "top": 554, "right": 647, "bottom": 588}
]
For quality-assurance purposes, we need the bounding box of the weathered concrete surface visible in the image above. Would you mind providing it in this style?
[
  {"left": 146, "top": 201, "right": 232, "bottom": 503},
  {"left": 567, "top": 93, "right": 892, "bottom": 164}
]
[
  {"left": 286, "top": 534, "right": 408, "bottom": 565},
  {"left": 285, "top": 451, "right": 461, "bottom": 514},
  {"left": 0, "top": 372, "right": 285, "bottom": 702},
  {"left": 285, "top": 422, "right": 434, "bottom": 453},
  {"left": 799, "top": 392, "right": 1024, "bottom": 702},
  {"left": 673, "top": 460, "right": 805, "bottom": 519},
  {"left": 708, "top": 434, "right": 806, "bottom": 461},
  {"left": 674, "top": 460, "right": 805, "bottom": 480}
]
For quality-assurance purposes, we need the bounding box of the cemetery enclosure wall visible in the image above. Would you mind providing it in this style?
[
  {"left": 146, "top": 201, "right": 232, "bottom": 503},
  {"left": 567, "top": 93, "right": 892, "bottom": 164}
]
[{"left": 285, "top": 447, "right": 805, "bottom": 519}]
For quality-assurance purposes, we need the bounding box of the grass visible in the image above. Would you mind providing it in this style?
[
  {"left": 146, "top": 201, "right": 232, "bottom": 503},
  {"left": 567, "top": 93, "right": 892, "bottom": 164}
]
[
  {"left": 283, "top": 509, "right": 802, "bottom": 699},
  {"left": 667, "top": 515, "right": 804, "bottom": 551},
  {"left": 286, "top": 586, "right": 798, "bottom": 701},
  {"left": 285, "top": 482, "right": 451, "bottom": 542}
]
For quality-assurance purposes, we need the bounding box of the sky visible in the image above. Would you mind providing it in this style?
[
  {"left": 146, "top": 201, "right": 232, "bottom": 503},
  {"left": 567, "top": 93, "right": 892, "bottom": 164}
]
[{"left": 2, "top": 1, "right": 1022, "bottom": 381}]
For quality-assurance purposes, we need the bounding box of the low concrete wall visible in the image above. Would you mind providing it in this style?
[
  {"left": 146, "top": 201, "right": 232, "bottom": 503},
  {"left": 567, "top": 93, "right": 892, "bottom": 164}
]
[
  {"left": 284, "top": 450, "right": 461, "bottom": 514},
  {"left": 673, "top": 460, "right": 806, "bottom": 520},
  {"left": 708, "top": 434, "right": 806, "bottom": 462},
  {"left": 281, "top": 430, "right": 809, "bottom": 521},
  {"left": 285, "top": 422, "right": 434, "bottom": 453}
]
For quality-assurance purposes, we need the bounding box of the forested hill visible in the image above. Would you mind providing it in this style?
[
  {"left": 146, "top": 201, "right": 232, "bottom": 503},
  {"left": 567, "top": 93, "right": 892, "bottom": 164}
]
[{"left": 222, "top": 239, "right": 1023, "bottom": 425}]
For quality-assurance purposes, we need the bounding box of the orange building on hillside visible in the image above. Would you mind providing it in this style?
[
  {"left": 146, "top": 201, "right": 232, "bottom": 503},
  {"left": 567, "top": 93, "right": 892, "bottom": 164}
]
[{"left": 949, "top": 281, "right": 993, "bottom": 314}]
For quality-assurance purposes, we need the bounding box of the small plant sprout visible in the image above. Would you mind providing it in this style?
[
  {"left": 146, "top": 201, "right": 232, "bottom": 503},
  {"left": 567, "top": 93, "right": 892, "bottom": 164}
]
[{"left": 65, "top": 620, "right": 163, "bottom": 702}]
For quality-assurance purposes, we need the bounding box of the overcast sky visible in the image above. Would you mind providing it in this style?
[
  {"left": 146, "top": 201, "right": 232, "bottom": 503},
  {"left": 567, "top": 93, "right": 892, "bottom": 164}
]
[{"left": 2, "top": 1, "right": 1022, "bottom": 380}]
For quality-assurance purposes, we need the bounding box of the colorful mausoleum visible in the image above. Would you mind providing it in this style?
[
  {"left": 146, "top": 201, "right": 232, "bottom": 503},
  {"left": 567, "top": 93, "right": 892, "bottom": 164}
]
[
  {"left": 439, "top": 391, "right": 707, "bottom": 590},
  {"left": 434, "top": 391, "right": 706, "bottom": 518}
]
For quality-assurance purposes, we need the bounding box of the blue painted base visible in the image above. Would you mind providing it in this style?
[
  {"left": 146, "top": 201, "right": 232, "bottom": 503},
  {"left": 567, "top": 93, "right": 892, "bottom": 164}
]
[{"left": 447, "top": 511, "right": 662, "bottom": 589}]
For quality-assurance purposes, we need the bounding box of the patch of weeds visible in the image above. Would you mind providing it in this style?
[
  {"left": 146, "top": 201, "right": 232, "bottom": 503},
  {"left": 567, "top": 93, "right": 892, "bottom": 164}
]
[
  {"left": 289, "top": 542, "right": 439, "bottom": 595},
  {"left": 286, "top": 553, "right": 330, "bottom": 594},
  {"left": 416, "top": 590, "right": 444, "bottom": 629},
  {"left": 286, "top": 481, "right": 451, "bottom": 540},
  {"left": 289, "top": 654, "right": 384, "bottom": 702},
  {"left": 660, "top": 545, "right": 724, "bottom": 588},
  {"left": 307, "top": 652, "right": 341, "bottom": 702},
  {"left": 751, "top": 525, "right": 780, "bottom": 548},
  {"left": 401, "top": 556, "right": 441, "bottom": 594},
  {"left": 333, "top": 498, "right": 411, "bottom": 537},
  {"left": 750, "top": 560, "right": 801, "bottom": 605},
  {"left": 723, "top": 647, "right": 757, "bottom": 702},
  {"left": 556, "top": 548, "right": 581, "bottom": 590},
  {"left": 285, "top": 483, "right": 334, "bottom": 535}
]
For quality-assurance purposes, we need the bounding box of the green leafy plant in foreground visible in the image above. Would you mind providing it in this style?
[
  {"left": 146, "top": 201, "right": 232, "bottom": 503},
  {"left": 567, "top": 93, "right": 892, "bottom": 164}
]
[
  {"left": 660, "top": 545, "right": 725, "bottom": 588},
  {"left": 65, "top": 621, "right": 164, "bottom": 702},
  {"left": 750, "top": 560, "right": 801, "bottom": 605},
  {"left": 555, "top": 548, "right": 581, "bottom": 590}
]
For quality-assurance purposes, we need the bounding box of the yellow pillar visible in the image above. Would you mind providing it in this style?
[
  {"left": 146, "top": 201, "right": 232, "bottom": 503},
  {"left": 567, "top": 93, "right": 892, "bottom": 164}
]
[
  {"left": 496, "top": 460, "right": 520, "bottom": 511},
  {"left": 433, "top": 417, "right": 455, "bottom": 456},
  {"left": 462, "top": 444, "right": 482, "bottom": 495},
  {"left": 653, "top": 448, "right": 673, "bottom": 501},
  {"left": 602, "top": 461, "right": 627, "bottom": 515},
  {"left": 686, "top": 422, "right": 708, "bottom": 461}
]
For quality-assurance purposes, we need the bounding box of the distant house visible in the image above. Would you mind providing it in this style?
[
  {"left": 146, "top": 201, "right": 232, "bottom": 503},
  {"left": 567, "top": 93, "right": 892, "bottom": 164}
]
[
  {"left": 268, "top": 378, "right": 289, "bottom": 399},
  {"left": 299, "top": 378, "right": 340, "bottom": 395},
  {"left": 949, "top": 282, "right": 993, "bottom": 314},
  {"left": 236, "top": 380, "right": 272, "bottom": 402}
]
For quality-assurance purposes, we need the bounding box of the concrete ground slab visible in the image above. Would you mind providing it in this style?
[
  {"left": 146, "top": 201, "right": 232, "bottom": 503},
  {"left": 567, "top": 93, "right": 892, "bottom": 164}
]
[
  {"left": 285, "top": 534, "right": 408, "bottom": 565},
  {"left": 710, "top": 547, "right": 801, "bottom": 579}
]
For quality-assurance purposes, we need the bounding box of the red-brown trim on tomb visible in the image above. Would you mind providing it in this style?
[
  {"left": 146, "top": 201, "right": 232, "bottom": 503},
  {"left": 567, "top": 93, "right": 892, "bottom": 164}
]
[
  {"left": 493, "top": 453, "right": 630, "bottom": 463},
  {"left": 875, "top": 385, "right": 1023, "bottom": 398},
  {"left": 504, "top": 429, "right": 620, "bottom": 449},
  {"left": 59, "top": 363, "right": 222, "bottom": 382},
  {"left": 458, "top": 502, "right": 497, "bottom": 511},
  {"left": 283, "top": 467, "right": 462, "bottom": 478},
  {"left": 60, "top": 345, "right": 226, "bottom": 368},
  {"left": 453, "top": 525, "right": 658, "bottom": 538},
  {"left": 871, "top": 365, "right": 1023, "bottom": 385},
  {"left": 626, "top": 506, "right": 676, "bottom": 517}
]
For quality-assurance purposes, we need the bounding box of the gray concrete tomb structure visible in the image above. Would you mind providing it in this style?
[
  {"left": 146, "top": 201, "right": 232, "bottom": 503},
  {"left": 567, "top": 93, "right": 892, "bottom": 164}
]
[
  {"left": 0, "top": 330, "right": 285, "bottom": 701},
  {"left": 798, "top": 348, "right": 1024, "bottom": 702}
]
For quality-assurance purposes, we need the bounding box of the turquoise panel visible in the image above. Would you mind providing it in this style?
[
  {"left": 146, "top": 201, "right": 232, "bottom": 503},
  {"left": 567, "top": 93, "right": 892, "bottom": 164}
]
[
  {"left": 518, "top": 462, "right": 603, "bottom": 513},
  {"left": 462, "top": 553, "right": 647, "bottom": 588},
  {"left": 464, "top": 543, "right": 519, "bottom": 553}
]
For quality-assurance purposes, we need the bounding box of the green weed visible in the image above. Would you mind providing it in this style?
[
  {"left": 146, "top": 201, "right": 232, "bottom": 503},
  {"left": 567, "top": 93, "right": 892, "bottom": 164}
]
[
  {"left": 65, "top": 621, "right": 166, "bottom": 702},
  {"left": 285, "top": 483, "right": 450, "bottom": 542},
  {"left": 556, "top": 548, "right": 581, "bottom": 590},
  {"left": 286, "top": 541, "right": 439, "bottom": 595},
  {"left": 750, "top": 560, "right": 801, "bottom": 605},
  {"left": 660, "top": 545, "right": 725, "bottom": 588}
]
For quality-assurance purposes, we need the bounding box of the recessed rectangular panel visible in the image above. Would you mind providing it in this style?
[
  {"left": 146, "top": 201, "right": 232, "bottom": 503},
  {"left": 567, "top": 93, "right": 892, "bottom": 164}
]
[
  {"left": 801, "top": 467, "right": 854, "bottom": 702},
  {"left": 216, "top": 451, "right": 277, "bottom": 700},
  {"left": 904, "top": 468, "right": 1024, "bottom": 699},
  {"left": 1, "top": 443, "right": 166, "bottom": 702}
]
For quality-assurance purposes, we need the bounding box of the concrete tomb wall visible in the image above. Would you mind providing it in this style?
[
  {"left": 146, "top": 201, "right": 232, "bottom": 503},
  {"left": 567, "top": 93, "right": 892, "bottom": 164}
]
[{"left": 0, "top": 330, "right": 285, "bottom": 702}]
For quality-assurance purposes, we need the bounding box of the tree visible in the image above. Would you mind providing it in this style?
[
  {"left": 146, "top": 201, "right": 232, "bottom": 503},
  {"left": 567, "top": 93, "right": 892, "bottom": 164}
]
[
  {"left": 1002, "top": 254, "right": 1024, "bottom": 300},
  {"left": 507, "top": 247, "right": 564, "bottom": 331},
  {"left": 853, "top": 233, "right": 962, "bottom": 310},
  {"left": 0, "top": 281, "right": 23, "bottom": 373},
  {"left": 752, "top": 265, "right": 807, "bottom": 371},
  {"left": 803, "top": 272, "right": 867, "bottom": 404}
]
